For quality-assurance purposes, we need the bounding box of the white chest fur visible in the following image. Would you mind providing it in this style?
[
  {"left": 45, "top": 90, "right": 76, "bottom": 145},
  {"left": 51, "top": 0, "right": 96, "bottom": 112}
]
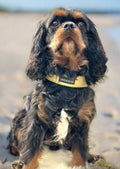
[
  {"left": 54, "top": 109, "right": 71, "bottom": 144},
  {"left": 37, "top": 147, "right": 87, "bottom": 169},
  {"left": 37, "top": 147, "right": 72, "bottom": 169}
]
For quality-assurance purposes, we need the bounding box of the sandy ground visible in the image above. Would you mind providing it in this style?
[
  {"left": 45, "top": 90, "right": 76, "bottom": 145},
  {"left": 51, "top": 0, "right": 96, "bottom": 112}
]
[{"left": 0, "top": 13, "right": 120, "bottom": 169}]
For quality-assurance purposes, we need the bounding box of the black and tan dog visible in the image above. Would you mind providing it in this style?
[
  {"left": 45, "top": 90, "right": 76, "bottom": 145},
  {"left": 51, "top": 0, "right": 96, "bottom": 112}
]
[{"left": 8, "top": 7, "right": 107, "bottom": 169}]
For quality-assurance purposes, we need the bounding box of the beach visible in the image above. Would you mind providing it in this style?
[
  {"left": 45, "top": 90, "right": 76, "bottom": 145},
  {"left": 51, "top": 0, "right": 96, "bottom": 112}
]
[{"left": 0, "top": 13, "right": 120, "bottom": 169}]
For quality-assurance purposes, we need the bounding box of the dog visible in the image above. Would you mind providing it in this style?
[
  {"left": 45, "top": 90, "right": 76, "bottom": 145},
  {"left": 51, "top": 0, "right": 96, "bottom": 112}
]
[{"left": 8, "top": 7, "right": 107, "bottom": 169}]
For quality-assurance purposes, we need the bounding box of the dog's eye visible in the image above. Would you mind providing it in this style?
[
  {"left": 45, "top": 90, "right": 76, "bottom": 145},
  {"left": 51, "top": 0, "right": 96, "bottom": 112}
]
[
  {"left": 77, "top": 21, "right": 85, "bottom": 28},
  {"left": 51, "top": 20, "right": 60, "bottom": 27}
]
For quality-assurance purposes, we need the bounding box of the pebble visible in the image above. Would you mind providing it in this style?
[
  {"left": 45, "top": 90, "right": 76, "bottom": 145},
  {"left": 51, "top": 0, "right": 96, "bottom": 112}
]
[
  {"left": 102, "top": 112, "right": 113, "bottom": 118},
  {"left": 1, "top": 158, "right": 7, "bottom": 164}
]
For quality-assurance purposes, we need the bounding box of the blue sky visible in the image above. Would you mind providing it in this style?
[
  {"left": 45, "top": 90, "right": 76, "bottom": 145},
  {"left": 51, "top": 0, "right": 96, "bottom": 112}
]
[{"left": 0, "top": 0, "right": 120, "bottom": 12}]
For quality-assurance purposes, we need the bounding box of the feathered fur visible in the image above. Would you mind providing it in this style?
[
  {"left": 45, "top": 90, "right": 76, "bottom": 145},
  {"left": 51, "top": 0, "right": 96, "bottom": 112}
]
[{"left": 8, "top": 7, "right": 107, "bottom": 169}]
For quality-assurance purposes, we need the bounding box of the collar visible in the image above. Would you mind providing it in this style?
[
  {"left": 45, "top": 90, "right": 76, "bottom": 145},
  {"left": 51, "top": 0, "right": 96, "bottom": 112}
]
[{"left": 46, "top": 75, "right": 88, "bottom": 88}]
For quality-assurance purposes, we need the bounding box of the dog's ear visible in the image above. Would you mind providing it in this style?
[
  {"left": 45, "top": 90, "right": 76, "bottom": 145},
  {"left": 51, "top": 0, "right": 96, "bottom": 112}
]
[
  {"left": 26, "top": 20, "right": 47, "bottom": 80},
  {"left": 86, "top": 19, "right": 108, "bottom": 84}
]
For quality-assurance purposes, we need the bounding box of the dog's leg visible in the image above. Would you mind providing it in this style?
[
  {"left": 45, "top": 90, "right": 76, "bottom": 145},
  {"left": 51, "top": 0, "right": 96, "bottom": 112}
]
[
  {"left": 70, "top": 124, "right": 89, "bottom": 169},
  {"left": 71, "top": 96, "right": 96, "bottom": 168},
  {"left": 9, "top": 145, "right": 19, "bottom": 156},
  {"left": 8, "top": 127, "right": 22, "bottom": 156},
  {"left": 21, "top": 151, "right": 41, "bottom": 169},
  {"left": 8, "top": 109, "right": 27, "bottom": 156},
  {"left": 71, "top": 148, "right": 86, "bottom": 169},
  {"left": 11, "top": 155, "right": 40, "bottom": 169}
]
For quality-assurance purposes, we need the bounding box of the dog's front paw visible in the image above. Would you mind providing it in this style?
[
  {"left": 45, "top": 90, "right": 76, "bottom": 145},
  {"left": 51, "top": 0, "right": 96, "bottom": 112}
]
[
  {"left": 88, "top": 154, "right": 104, "bottom": 163},
  {"left": 11, "top": 161, "right": 24, "bottom": 169}
]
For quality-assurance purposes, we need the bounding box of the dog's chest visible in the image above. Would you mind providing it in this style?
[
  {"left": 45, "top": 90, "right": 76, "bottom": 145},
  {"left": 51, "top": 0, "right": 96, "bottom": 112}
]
[{"left": 54, "top": 109, "right": 71, "bottom": 144}]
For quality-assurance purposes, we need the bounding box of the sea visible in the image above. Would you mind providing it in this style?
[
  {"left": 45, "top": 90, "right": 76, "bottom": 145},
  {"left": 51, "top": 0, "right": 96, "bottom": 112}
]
[
  {"left": 0, "top": 0, "right": 120, "bottom": 13},
  {"left": 109, "top": 26, "right": 120, "bottom": 46}
]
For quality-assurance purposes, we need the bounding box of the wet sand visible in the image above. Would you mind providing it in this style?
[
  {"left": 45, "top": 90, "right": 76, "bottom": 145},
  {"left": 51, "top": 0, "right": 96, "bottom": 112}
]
[{"left": 0, "top": 13, "right": 120, "bottom": 168}]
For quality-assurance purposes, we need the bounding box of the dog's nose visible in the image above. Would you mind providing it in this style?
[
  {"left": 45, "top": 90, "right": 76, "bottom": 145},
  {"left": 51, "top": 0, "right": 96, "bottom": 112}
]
[{"left": 63, "top": 22, "right": 76, "bottom": 31}]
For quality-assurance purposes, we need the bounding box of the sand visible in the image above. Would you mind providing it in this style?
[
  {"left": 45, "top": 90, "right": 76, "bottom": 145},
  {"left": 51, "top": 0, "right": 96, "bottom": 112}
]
[{"left": 0, "top": 12, "right": 120, "bottom": 169}]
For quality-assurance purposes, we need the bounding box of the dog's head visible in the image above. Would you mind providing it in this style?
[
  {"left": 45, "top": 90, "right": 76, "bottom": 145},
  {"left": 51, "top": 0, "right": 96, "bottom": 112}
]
[{"left": 26, "top": 7, "right": 107, "bottom": 85}]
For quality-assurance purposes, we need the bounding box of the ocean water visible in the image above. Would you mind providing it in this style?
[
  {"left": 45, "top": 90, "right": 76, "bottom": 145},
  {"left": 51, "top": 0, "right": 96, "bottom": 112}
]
[
  {"left": 0, "top": 0, "right": 120, "bottom": 12},
  {"left": 109, "top": 26, "right": 120, "bottom": 46}
]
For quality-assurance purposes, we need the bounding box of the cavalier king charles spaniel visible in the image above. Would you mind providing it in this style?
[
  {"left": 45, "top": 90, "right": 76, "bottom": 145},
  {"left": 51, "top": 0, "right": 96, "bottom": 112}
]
[{"left": 8, "top": 7, "right": 107, "bottom": 169}]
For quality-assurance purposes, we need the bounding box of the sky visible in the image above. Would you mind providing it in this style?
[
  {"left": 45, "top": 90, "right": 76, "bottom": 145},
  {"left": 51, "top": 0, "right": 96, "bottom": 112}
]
[{"left": 0, "top": 0, "right": 120, "bottom": 12}]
